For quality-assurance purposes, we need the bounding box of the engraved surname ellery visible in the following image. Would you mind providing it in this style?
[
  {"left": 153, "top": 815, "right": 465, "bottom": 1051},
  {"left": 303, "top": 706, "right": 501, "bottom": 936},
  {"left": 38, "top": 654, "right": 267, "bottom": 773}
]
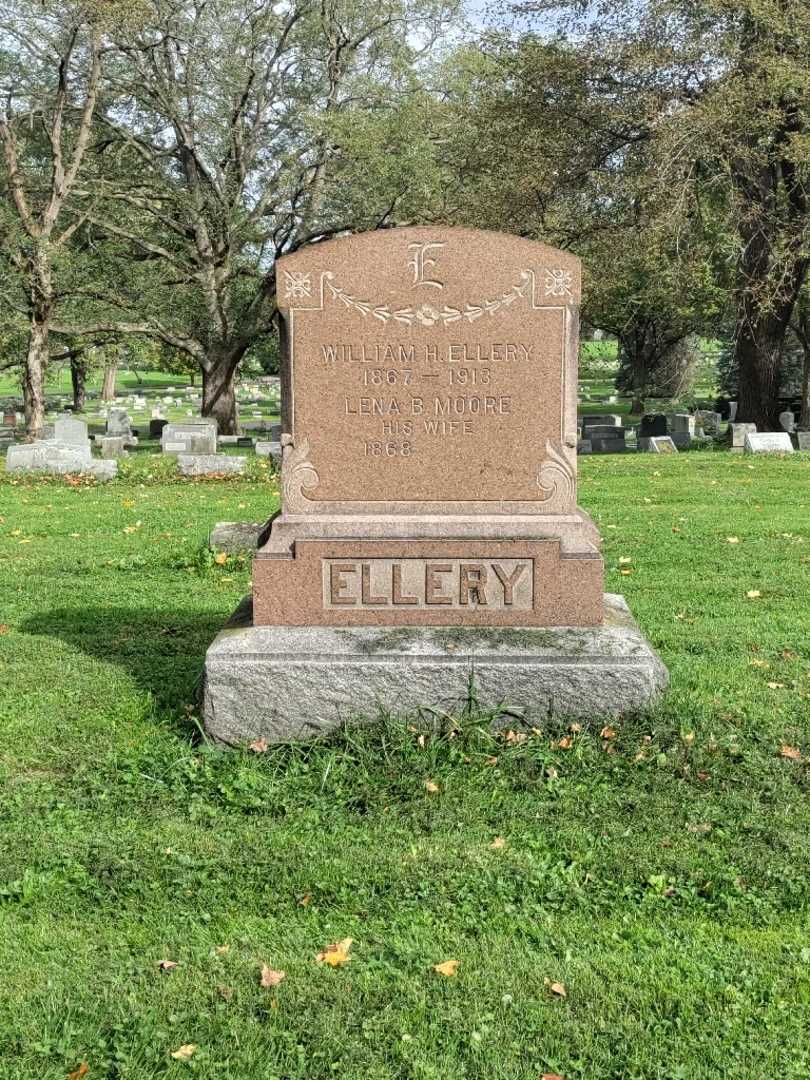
[{"left": 322, "top": 558, "right": 533, "bottom": 611}]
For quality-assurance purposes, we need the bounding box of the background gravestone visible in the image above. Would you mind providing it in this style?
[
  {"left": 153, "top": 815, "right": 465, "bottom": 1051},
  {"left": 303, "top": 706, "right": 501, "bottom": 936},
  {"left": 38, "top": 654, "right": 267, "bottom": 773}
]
[
  {"left": 744, "top": 432, "right": 793, "bottom": 454},
  {"left": 202, "top": 227, "right": 667, "bottom": 743},
  {"left": 161, "top": 421, "right": 217, "bottom": 455}
]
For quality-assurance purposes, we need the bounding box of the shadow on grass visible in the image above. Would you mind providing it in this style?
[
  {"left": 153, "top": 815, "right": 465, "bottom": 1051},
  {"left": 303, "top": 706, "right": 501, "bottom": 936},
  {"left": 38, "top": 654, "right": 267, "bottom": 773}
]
[{"left": 20, "top": 605, "right": 226, "bottom": 718}]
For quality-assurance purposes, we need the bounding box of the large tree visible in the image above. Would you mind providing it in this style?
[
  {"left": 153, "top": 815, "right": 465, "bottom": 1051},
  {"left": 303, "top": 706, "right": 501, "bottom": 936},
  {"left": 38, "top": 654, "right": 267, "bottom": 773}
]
[
  {"left": 483, "top": 0, "right": 810, "bottom": 428},
  {"left": 0, "top": 0, "right": 107, "bottom": 436},
  {"left": 58, "top": 0, "right": 456, "bottom": 432},
  {"left": 441, "top": 37, "right": 728, "bottom": 408}
]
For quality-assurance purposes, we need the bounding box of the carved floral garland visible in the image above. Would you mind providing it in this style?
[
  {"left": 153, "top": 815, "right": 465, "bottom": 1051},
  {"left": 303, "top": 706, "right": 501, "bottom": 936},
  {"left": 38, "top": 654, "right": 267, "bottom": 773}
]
[{"left": 322, "top": 269, "right": 540, "bottom": 326}]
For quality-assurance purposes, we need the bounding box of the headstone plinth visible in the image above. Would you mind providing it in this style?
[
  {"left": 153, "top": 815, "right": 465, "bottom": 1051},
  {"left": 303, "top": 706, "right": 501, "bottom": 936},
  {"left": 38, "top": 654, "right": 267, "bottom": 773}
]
[{"left": 202, "top": 228, "right": 666, "bottom": 742}]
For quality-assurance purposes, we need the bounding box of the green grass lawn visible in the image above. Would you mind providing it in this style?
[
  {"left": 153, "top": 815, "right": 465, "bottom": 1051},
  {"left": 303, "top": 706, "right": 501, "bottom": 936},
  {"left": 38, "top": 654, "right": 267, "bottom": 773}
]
[{"left": 1, "top": 452, "right": 810, "bottom": 1079}]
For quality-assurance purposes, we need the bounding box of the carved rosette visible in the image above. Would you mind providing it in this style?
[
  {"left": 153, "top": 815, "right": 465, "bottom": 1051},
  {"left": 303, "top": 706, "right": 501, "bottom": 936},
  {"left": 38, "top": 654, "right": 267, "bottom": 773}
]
[
  {"left": 281, "top": 434, "right": 320, "bottom": 512},
  {"left": 536, "top": 440, "right": 576, "bottom": 512}
]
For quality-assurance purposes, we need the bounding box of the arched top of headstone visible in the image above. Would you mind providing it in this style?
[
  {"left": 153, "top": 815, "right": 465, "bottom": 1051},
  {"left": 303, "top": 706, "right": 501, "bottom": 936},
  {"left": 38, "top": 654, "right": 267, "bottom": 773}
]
[
  {"left": 274, "top": 226, "right": 581, "bottom": 516},
  {"left": 277, "top": 227, "right": 581, "bottom": 315}
]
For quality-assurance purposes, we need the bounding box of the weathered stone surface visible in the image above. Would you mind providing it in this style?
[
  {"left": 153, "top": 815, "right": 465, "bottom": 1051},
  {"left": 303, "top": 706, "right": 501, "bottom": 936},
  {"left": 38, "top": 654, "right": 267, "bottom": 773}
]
[
  {"left": 798, "top": 431, "right": 810, "bottom": 450},
  {"left": 5, "top": 441, "right": 117, "bottom": 479},
  {"left": 97, "top": 435, "right": 129, "bottom": 459},
  {"left": 779, "top": 410, "right": 796, "bottom": 433},
  {"left": 695, "top": 410, "right": 721, "bottom": 435},
  {"left": 255, "top": 226, "right": 603, "bottom": 627},
  {"left": 581, "top": 414, "right": 621, "bottom": 435},
  {"left": 202, "top": 593, "right": 668, "bottom": 744},
  {"left": 255, "top": 440, "right": 282, "bottom": 463},
  {"left": 639, "top": 414, "right": 667, "bottom": 438},
  {"left": 584, "top": 424, "right": 624, "bottom": 438},
  {"left": 744, "top": 431, "right": 793, "bottom": 454},
  {"left": 162, "top": 421, "right": 217, "bottom": 455},
  {"left": 644, "top": 436, "right": 678, "bottom": 453},
  {"left": 590, "top": 436, "right": 627, "bottom": 453},
  {"left": 668, "top": 414, "right": 695, "bottom": 449},
  {"left": 201, "top": 227, "right": 668, "bottom": 745},
  {"left": 177, "top": 453, "right": 246, "bottom": 476},
  {"left": 106, "top": 408, "right": 132, "bottom": 438},
  {"left": 727, "top": 422, "right": 756, "bottom": 450},
  {"left": 54, "top": 415, "right": 89, "bottom": 446},
  {"left": 209, "top": 521, "right": 266, "bottom": 551}
]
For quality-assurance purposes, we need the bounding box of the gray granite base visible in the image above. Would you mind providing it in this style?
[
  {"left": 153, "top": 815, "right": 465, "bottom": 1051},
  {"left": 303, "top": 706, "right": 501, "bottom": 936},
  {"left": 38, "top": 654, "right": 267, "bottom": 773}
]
[{"left": 201, "top": 594, "right": 668, "bottom": 745}]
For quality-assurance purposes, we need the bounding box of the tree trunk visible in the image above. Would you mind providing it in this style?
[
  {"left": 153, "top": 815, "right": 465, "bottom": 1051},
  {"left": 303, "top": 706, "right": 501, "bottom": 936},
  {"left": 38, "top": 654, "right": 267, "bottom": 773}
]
[
  {"left": 735, "top": 309, "right": 789, "bottom": 429},
  {"left": 101, "top": 359, "right": 118, "bottom": 402},
  {"left": 71, "top": 355, "right": 88, "bottom": 412},
  {"left": 23, "top": 319, "right": 48, "bottom": 439},
  {"left": 731, "top": 155, "right": 806, "bottom": 429},
  {"left": 799, "top": 340, "right": 810, "bottom": 431},
  {"left": 202, "top": 361, "right": 240, "bottom": 435},
  {"left": 23, "top": 248, "right": 53, "bottom": 439},
  {"left": 190, "top": 370, "right": 196, "bottom": 386}
]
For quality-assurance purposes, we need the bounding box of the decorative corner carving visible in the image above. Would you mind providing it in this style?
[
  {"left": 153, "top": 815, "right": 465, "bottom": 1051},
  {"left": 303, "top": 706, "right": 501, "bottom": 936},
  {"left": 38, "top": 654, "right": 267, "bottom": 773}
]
[
  {"left": 282, "top": 436, "right": 320, "bottom": 512},
  {"left": 537, "top": 440, "right": 576, "bottom": 512}
]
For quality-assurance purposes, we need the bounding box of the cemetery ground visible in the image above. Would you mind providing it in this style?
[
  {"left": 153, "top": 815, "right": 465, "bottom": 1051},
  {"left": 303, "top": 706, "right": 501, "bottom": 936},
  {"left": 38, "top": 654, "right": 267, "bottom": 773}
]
[{"left": 1, "top": 451, "right": 809, "bottom": 1080}]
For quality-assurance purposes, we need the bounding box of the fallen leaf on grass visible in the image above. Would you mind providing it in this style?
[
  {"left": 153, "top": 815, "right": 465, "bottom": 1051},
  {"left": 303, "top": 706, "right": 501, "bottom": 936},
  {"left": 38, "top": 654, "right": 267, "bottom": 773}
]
[
  {"left": 542, "top": 1074, "right": 565, "bottom": 1080},
  {"left": 750, "top": 658, "right": 770, "bottom": 668},
  {"left": 433, "top": 959, "right": 460, "bottom": 977},
  {"left": 489, "top": 837, "right": 506, "bottom": 850},
  {"left": 726, "top": 536, "right": 740, "bottom": 544},
  {"left": 746, "top": 590, "right": 761, "bottom": 599},
  {"left": 68, "top": 1064, "right": 89, "bottom": 1080},
  {"left": 424, "top": 779, "right": 440, "bottom": 793},
  {"left": 260, "top": 965, "right": 286, "bottom": 988},
  {"left": 157, "top": 959, "right": 178, "bottom": 972},
  {"left": 248, "top": 737, "right": 269, "bottom": 753},
  {"left": 557, "top": 736, "right": 572, "bottom": 750},
  {"left": 0, "top": 625, "right": 8, "bottom": 635},
  {"left": 170, "top": 1045, "right": 197, "bottom": 1061},
  {"left": 686, "top": 822, "right": 712, "bottom": 834},
  {"left": 767, "top": 681, "right": 786, "bottom": 690},
  {"left": 600, "top": 725, "right": 616, "bottom": 740},
  {"left": 298, "top": 893, "right": 311, "bottom": 907},
  {"left": 214, "top": 552, "right": 228, "bottom": 565},
  {"left": 316, "top": 938, "right": 353, "bottom": 966},
  {"left": 218, "top": 985, "right": 233, "bottom": 1001},
  {"left": 546, "top": 980, "right": 567, "bottom": 998},
  {"left": 122, "top": 499, "right": 136, "bottom": 509},
  {"left": 214, "top": 944, "right": 230, "bottom": 956},
  {"left": 780, "top": 745, "right": 802, "bottom": 761}
]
